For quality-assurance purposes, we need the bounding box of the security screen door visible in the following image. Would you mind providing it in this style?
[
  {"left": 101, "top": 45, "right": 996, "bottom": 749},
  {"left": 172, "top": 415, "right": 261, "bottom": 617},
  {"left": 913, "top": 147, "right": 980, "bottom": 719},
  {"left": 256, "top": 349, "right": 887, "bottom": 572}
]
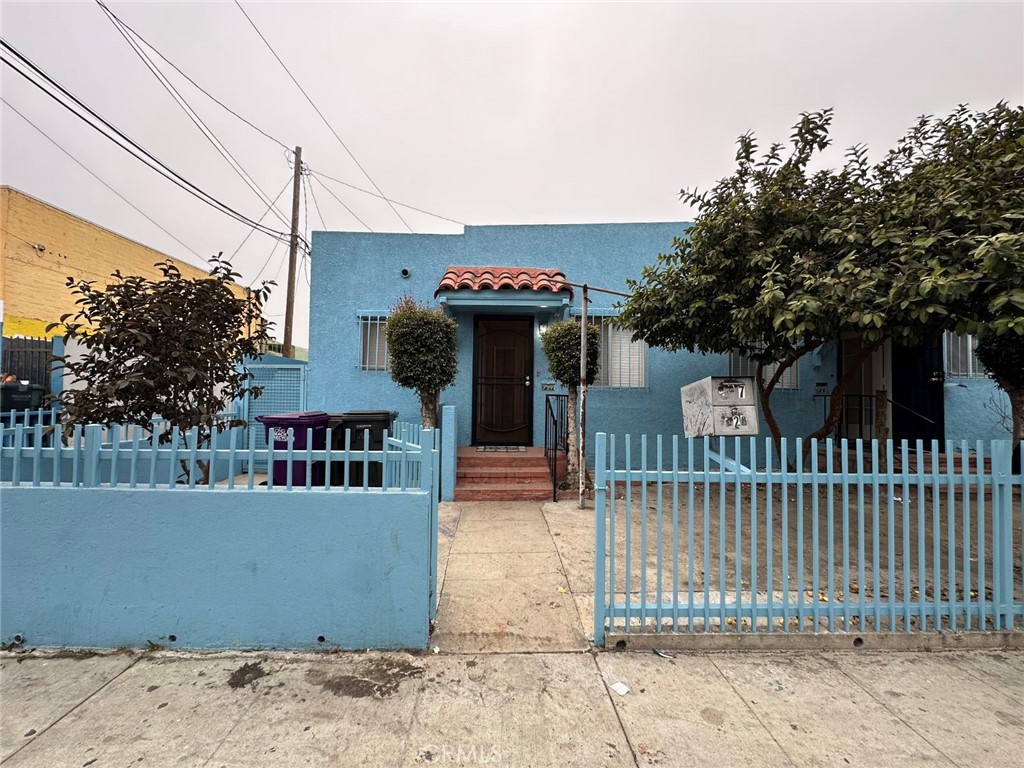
[{"left": 473, "top": 317, "right": 533, "bottom": 445}]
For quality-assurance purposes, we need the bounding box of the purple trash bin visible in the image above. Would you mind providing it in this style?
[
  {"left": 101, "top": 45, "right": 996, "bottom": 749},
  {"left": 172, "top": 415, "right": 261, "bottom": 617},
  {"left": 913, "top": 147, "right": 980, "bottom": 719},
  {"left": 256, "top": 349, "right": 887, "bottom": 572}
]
[{"left": 256, "top": 411, "right": 329, "bottom": 486}]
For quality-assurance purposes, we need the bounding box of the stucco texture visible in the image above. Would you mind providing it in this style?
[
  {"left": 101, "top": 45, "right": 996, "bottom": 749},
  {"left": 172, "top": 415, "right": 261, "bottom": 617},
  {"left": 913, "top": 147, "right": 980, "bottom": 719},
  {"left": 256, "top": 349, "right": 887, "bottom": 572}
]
[
  {"left": 305, "top": 222, "right": 1007, "bottom": 462},
  {"left": 1, "top": 487, "right": 431, "bottom": 649},
  {"left": 308, "top": 223, "right": 836, "bottom": 465}
]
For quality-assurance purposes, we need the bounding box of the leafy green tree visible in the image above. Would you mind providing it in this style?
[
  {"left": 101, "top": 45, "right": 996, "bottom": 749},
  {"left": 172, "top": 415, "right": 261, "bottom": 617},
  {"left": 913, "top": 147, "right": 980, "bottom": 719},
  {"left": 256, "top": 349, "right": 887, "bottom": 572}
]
[
  {"left": 875, "top": 103, "right": 1024, "bottom": 450},
  {"left": 385, "top": 297, "right": 458, "bottom": 428},
  {"left": 622, "top": 104, "right": 1023, "bottom": 458},
  {"left": 621, "top": 110, "right": 902, "bottom": 457},
  {"left": 540, "top": 320, "right": 599, "bottom": 483},
  {"left": 53, "top": 256, "right": 272, "bottom": 483}
]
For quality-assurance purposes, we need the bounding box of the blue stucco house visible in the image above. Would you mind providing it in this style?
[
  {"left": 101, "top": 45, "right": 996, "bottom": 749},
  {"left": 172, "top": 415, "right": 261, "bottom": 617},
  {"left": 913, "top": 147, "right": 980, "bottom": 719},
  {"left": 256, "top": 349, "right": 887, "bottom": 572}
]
[{"left": 307, "top": 222, "right": 1010, "bottom": 459}]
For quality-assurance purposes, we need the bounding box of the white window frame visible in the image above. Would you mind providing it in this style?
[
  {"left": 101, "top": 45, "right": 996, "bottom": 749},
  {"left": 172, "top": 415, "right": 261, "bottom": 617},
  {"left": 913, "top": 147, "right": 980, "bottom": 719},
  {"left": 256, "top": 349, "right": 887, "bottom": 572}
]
[
  {"left": 586, "top": 314, "right": 647, "bottom": 389},
  {"left": 944, "top": 331, "right": 986, "bottom": 378},
  {"left": 729, "top": 349, "right": 799, "bottom": 390},
  {"left": 359, "top": 314, "right": 389, "bottom": 372}
]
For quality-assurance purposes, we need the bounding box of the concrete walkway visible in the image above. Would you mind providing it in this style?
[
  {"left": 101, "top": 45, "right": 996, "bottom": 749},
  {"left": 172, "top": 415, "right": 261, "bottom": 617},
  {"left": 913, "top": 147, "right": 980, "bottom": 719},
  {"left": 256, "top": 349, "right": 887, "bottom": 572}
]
[
  {"left": 431, "top": 501, "right": 588, "bottom": 653},
  {"left": 2, "top": 500, "right": 1023, "bottom": 767}
]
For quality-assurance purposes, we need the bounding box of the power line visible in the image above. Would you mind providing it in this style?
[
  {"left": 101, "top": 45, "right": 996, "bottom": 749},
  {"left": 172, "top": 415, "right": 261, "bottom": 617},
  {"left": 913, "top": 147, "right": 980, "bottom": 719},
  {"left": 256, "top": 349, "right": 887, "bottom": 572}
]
[
  {"left": 230, "top": 175, "right": 293, "bottom": 260},
  {"left": 311, "top": 174, "right": 372, "bottom": 232},
  {"left": 309, "top": 168, "right": 466, "bottom": 227},
  {"left": 233, "top": 0, "right": 414, "bottom": 233},
  {"left": 1, "top": 40, "right": 290, "bottom": 243},
  {"left": 272, "top": 245, "right": 289, "bottom": 284},
  {"left": 0, "top": 227, "right": 46, "bottom": 251},
  {"left": 97, "top": 1, "right": 292, "bottom": 231},
  {"left": 305, "top": 170, "right": 328, "bottom": 230},
  {"left": 89, "top": 2, "right": 289, "bottom": 151},
  {"left": 0, "top": 38, "right": 293, "bottom": 244},
  {"left": 99, "top": 1, "right": 464, "bottom": 235},
  {"left": 251, "top": 238, "right": 281, "bottom": 286},
  {"left": 2, "top": 97, "right": 204, "bottom": 260}
]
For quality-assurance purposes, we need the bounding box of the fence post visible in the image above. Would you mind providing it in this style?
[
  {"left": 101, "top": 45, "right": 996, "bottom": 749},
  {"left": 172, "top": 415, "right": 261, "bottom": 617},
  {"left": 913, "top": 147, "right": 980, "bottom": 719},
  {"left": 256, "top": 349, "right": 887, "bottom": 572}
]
[
  {"left": 83, "top": 424, "right": 103, "bottom": 488},
  {"left": 594, "top": 432, "right": 608, "bottom": 647},
  {"left": 420, "top": 428, "right": 440, "bottom": 620},
  {"left": 441, "top": 405, "right": 456, "bottom": 502},
  {"left": 992, "top": 441, "right": 1014, "bottom": 630}
]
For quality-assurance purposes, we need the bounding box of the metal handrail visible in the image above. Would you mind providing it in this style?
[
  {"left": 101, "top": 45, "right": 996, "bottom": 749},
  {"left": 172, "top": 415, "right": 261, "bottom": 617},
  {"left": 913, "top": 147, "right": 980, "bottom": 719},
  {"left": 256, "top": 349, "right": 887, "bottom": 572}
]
[
  {"left": 826, "top": 393, "right": 938, "bottom": 441},
  {"left": 544, "top": 394, "right": 568, "bottom": 501}
]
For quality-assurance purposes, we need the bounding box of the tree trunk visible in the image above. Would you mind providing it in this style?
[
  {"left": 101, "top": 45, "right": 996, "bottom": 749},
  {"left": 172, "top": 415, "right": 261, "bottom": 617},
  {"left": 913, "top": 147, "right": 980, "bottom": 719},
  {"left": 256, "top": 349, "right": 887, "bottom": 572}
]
[
  {"left": 420, "top": 390, "right": 438, "bottom": 428},
  {"left": 565, "top": 385, "right": 579, "bottom": 484},
  {"left": 995, "top": 377, "right": 1023, "bottom": 473},
  {"left": 176, "top": 459, "right": 209, "bottom": 485},
  {"left": 756, "top": 361, "right": 784, "bottom": 463}
]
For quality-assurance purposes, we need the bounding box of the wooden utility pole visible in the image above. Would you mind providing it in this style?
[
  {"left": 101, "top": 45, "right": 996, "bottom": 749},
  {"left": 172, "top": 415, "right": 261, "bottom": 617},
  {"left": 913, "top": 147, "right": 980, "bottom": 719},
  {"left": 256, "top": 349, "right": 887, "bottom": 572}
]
[{"left": 283, "top": 145, "right": 302, "bottom": 359}]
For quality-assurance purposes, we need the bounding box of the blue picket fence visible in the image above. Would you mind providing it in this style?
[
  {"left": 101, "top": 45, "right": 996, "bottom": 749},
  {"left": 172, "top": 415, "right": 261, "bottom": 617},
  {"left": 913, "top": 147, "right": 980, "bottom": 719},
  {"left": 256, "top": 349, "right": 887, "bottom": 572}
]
[
  {"left": 593, "top": 434, "right": 1023, "bottom": 646},
  {"left": 1, "top": 416, "right": 443, "bottom": 629},
  {"left": 1, "top": 418, "right": 438, "bottom": 492}
]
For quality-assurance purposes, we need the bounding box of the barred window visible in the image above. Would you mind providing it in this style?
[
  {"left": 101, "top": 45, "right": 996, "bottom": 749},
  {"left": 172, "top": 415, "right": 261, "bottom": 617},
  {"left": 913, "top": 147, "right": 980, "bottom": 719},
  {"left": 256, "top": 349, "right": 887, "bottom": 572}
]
[
  {"left": 595, "top": 318, "right": 647, "bottom": 388},
  {"left": 360, "top": 315, "right": 389, "bottom": 371},
  {"left": 944, "top": 332, "right": 986, "bottom": 378},
  {"left": 729, "top": 350, "right": 799, "bottom": 389}
]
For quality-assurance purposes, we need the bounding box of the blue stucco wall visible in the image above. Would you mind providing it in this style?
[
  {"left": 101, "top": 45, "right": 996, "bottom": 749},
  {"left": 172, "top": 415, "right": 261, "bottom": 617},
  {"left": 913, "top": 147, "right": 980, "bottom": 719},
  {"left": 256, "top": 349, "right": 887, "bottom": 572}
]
[
  {"left": 1, "top": 488, "right": 431, "bottom": 650},
  {"left": 308, "top": 223, "right": 838, "bottom": 461},
  {"left": 945, "top": 379, "right": 1012, "bottom": 443}
]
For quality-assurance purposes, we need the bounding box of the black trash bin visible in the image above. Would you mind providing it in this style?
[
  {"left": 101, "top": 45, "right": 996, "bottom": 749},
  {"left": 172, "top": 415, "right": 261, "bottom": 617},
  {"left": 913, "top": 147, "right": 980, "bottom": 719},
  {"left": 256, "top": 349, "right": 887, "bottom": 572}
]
[
  {"left": 328, "top": 410, "right": 398, "bottom": 487},
  {"left": 256, "top": 411, "right": 329, "bottom": 486},
  {"left": 0, "top": 382, "right": 45, "bottom": 411}
]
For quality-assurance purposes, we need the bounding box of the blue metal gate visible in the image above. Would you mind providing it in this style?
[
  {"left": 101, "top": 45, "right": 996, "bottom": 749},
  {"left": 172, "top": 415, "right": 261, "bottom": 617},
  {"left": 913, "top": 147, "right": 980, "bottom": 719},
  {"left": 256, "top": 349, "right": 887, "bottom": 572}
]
[
  {"left": 241, "top": 363, "right": 307, "bottom": 470},
  {"left": 593, "top": 434, "right": 1023, "bottom": 646}
]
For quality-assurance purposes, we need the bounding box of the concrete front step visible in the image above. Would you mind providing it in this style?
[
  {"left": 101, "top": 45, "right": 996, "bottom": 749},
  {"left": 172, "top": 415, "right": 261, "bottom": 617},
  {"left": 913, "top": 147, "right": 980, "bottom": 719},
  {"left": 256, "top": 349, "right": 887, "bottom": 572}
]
[
  {"left": 453, "top": 482, "right": 553, "bottom": 501},
  {"left": 454, "top": 446, "right": 556, "bottom": 500},
  {"left": 457, "top": 456, "right": 550, "bottom": 469},
  {"left": 458, "top": 467, "right": 550, "bottom": 483}
]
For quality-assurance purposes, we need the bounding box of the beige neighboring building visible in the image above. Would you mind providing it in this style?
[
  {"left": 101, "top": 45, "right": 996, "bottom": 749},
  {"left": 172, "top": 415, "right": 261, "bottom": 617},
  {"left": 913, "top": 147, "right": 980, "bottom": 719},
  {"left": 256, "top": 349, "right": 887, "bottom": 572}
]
[{"left": 0, "top": 186, "right": 244, "bottom": 338}]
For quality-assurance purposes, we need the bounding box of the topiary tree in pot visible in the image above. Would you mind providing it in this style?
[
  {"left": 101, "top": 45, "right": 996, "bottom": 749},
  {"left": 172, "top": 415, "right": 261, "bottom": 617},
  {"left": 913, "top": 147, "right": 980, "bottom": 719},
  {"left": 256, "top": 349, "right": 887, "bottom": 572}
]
[
  {"left": 540, "top": 320, "right": 599, "bottom": 485},
  {"left": 385, "top": 296, "right": 458, "bottom": 428}
]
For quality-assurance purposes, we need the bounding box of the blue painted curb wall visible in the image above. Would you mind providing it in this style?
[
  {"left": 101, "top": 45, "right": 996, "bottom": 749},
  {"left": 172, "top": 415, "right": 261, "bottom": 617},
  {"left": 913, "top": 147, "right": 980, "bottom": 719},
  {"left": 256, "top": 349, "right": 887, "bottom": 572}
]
[{"left": 1, "top": 487, "right": 432, "bottom": 650}]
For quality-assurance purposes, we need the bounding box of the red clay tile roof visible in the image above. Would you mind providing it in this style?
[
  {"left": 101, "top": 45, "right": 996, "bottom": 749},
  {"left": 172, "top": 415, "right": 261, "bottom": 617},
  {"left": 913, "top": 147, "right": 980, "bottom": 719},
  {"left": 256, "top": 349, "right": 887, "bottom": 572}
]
[{"left": 435, "top": 266, "right": 572, "bottom": 298}]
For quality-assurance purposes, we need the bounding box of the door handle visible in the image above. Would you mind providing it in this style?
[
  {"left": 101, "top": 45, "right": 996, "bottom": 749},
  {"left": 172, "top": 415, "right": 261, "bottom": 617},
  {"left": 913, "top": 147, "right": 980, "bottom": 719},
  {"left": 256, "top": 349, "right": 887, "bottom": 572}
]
[{"left": 525, "top": 376, "right": 532, "bottom": 387}]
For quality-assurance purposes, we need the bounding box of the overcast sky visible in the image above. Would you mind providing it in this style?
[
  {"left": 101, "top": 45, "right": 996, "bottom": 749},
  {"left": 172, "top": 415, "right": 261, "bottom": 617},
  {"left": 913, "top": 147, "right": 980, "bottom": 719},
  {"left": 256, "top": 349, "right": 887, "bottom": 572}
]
[{"left": 2, "top": 0, "right": 1022, "bottom": 347}]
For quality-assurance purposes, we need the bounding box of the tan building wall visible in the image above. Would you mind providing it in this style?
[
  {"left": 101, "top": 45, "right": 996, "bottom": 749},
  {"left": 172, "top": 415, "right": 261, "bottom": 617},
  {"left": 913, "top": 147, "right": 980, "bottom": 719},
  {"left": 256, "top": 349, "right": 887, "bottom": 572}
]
[{"left": 0, "top": 186, "right": 247, "bottom": 338}]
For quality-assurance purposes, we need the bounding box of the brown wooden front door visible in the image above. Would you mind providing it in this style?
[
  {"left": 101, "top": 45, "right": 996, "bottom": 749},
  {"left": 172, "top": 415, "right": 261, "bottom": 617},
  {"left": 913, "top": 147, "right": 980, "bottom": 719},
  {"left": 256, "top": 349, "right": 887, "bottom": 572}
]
[{"left": 473, "top": 317, "right": 533, "bottom": 445}]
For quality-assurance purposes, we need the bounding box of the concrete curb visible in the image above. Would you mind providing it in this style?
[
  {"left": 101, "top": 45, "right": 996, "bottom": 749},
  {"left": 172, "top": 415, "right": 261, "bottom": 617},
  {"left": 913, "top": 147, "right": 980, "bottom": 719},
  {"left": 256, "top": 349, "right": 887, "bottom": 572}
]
[{"left": 604, "top": 630, "right": 1024, "bottom": 653}]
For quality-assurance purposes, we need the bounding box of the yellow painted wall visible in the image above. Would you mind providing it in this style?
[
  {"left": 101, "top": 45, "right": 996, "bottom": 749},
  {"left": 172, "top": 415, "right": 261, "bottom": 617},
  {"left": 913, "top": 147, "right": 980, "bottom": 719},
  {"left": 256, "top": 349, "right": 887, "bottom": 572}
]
[{"left": 0, "top": 187, "right": 247, "bottom": 338}]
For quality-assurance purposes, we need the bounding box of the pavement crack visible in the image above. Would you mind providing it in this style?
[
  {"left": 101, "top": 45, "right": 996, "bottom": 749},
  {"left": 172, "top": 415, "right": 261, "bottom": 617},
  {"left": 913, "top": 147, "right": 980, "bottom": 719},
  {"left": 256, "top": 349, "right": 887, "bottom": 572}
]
[
  {"left": 706, "top": 655, "right": 798, "bottom": 768},
  {"left": 540, "top": 502, "right": 589, "bottom": 642},
  {"left": 947, "top": 656, "right": 1024, "bottom": 708},
  {"left": 393, "top": 662, "right": 426, "bottom": 768},
  {"left": 832, "top": 659, "right": 962, "bottom": 768},
  {"left": 200, "top": 661, "right": 285, "bottom": 767},
  {"left": 590, "top": 652, "right": 641, "bottom": 768},
  {"left": 436, "top": 503, "right": 463, "bottom": 599},
  {"left": 1, "top": 652, "right": 143, "bottom": 765}
]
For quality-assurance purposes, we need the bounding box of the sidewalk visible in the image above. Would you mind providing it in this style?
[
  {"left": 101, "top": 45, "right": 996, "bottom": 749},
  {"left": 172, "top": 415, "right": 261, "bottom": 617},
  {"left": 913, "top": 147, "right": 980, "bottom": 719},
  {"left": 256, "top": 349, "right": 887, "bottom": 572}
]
[{"left": 2, "top": 500, "right": 1022, "bottom": 767}]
